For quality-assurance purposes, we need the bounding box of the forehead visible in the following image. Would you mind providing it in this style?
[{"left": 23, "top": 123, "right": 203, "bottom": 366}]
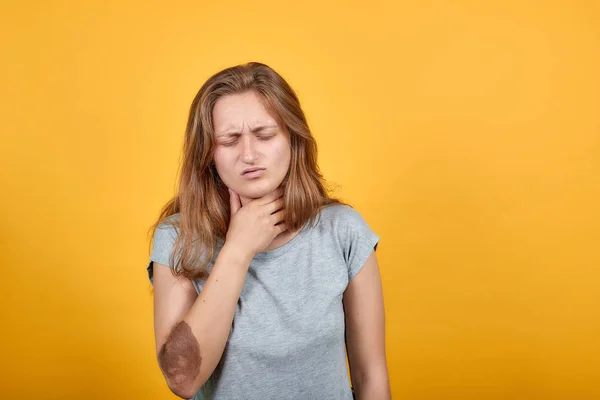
[{"left": 212, "top": 91, "right": 278, "bottom": 131}]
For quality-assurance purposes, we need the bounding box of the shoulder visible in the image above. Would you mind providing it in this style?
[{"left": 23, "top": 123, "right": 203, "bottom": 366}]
[
  {"left": 316, "top": 203, "right": 380, "bottom": 279},
  {"left": 157, "top": 213, "right": 181, "bottom": 229},
  {"left": 147, "top": 213, "right": 183, "bottom": 280},
  {"left": 153, "top": 213, "right": 181, "bottom": 237},
  {"left": 316, "top": 203, "right": 369, "bottom": 228},
  {"left": 151, "top": 213, "right": 181, "bottom": 257},
  {"left": 310, "top": 203, "right": 378, "bottom": 244}
]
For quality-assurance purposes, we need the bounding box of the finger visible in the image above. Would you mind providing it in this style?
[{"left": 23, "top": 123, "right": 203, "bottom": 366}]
[
  {"left": 257, "top": 188, "right": 284, "bottom": 205},
  {"left": 270, "top": 210, "right": 285, "bottom": 225},
  {"left": 275, "top": 223, "right": 288, "bottom": 235},
  {"left": 266, "top": 198, "right": 284, "bottom": 215},
  {"left": 229, "top": 188, "right": 241, "bottom": 215}
]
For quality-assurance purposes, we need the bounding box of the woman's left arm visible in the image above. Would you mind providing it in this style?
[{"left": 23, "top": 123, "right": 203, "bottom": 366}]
[{"left": 343, "top": 250, "right": 391, "bottom": 399}]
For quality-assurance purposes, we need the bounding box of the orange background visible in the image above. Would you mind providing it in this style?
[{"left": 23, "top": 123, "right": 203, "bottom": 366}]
[{"left": 1, "top": 1, "right": 599, "bottom": 398}]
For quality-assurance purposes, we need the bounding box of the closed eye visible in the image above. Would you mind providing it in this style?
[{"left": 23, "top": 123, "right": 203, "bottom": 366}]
[
  {"left": 219, "top": 138, "right": 238, "bottom": 147},
  {"left": 257, "top": 134, "right": 275, "bottom": 141}
]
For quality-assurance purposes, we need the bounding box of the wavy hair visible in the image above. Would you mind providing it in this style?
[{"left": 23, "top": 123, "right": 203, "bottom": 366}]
[{"left": 149, "top": 62, "right": 341, "bottom": 280}]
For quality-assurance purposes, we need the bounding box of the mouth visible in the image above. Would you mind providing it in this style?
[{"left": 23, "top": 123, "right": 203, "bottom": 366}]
[{"left": 242, "top": 167, "right": 266, "bottom": 175}]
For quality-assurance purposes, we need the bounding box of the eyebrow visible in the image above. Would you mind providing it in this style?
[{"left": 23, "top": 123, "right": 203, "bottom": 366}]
[{"left": 216, "top": 124, "right": 279, "bottom": 137}]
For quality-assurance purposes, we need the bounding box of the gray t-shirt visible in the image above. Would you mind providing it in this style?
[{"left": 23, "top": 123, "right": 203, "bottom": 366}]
[{"left": 147, "top": 204, "right": 380, "bottom": 400}]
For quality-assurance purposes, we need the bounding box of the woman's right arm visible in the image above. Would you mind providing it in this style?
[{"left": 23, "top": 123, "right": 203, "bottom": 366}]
[
  {"left": 153, "top": 244, "right": 252, "bottom": 399},
  {"left": 152, "top": 189, "right": 286, "bottom": 399}
]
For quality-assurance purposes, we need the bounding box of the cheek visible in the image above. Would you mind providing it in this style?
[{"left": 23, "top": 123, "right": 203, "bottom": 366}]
[
  {"left": 212, "top": 148, "right": 234, "bottom": 175},
  {"left": 271, "top": 140, "right": 291, "bottom": 168}
]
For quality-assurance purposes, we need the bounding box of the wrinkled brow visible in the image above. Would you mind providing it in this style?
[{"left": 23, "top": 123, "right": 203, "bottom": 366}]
[{"left": 216, "top": 124, "right": 279, "bottom": 137}]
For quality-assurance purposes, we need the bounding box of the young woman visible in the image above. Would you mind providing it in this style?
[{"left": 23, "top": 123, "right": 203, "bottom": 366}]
[{"left": 147, "top": 62, "right": 390, "bottom": 399}]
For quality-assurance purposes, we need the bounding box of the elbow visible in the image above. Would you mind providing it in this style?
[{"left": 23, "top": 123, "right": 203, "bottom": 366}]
[
  {"left": 352, "top": 373, "right": 391, "bottom": 400},
  {"left": 158, "top": 351, "right": 205, "bottom": 399},
  {"left": 168, "top": 384, "right": 195, "bottom": 400},
  {"left": 158, "top": 321, "right": 204, "bottom": 398},
  {"left": 164, "top": 373, "right": 206, "bottom": 399},
  {"left": 167, "top": 380, "right": 199, "bottom": 399}
]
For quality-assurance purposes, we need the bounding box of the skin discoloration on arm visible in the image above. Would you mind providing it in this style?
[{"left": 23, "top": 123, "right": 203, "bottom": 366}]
[{"left": 158, "top": 321, "right": 201, "bottom": 387}]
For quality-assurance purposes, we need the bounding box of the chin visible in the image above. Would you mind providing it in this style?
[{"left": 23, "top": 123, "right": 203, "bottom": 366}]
[{"left": 237, "top": 181, "right": 280, "bottom": 199}]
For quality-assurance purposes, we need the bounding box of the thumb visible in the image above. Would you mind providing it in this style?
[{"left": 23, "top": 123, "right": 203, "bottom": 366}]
[{"left": 228, "top": 188, "right": 241, "bottom": 215}]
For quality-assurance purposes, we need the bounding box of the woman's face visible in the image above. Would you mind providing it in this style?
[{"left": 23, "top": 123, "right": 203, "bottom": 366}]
[{"left": 212, "top": 91, "right": 291, "bottom": 201}]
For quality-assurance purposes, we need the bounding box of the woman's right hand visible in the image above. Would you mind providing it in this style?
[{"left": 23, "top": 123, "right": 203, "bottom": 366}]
[{"left": 224, "top": 188, "right": 287, "bottom": 260}]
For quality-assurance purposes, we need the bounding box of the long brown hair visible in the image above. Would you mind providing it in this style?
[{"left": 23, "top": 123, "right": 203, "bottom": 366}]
[{"left": 149, "top": 62, "right": 341, "bottom": 280}]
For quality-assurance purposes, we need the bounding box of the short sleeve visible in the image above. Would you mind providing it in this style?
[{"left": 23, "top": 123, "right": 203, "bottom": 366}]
[
  {"left": 341, "top": 206, "right": 380, "bottom": 281},
  {"left": 146, "top": 223, "right": 179, "bottom": 285}
]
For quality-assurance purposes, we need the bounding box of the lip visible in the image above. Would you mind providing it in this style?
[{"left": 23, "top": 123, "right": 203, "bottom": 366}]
[{"left": 241, "top": 167, "right": 266, "bottom": 175}]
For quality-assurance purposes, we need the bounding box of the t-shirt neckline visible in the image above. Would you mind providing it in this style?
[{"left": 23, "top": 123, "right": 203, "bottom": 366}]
[{"left": 252, "top": 220, "right": 312, "bottom": 261}]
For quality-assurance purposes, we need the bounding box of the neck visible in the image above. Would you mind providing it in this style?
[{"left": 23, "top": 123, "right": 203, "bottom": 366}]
[
  {"left": 240, "top": 195, "right": 252, "bottom": 207},
  {"left": 238, "top": 190, "right": 298, "bottom": 251}
]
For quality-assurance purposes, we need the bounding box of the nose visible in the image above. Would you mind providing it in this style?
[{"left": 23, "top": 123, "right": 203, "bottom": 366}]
[{"left": 241, "top": 135, "right": 258, "bottom": 164}]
